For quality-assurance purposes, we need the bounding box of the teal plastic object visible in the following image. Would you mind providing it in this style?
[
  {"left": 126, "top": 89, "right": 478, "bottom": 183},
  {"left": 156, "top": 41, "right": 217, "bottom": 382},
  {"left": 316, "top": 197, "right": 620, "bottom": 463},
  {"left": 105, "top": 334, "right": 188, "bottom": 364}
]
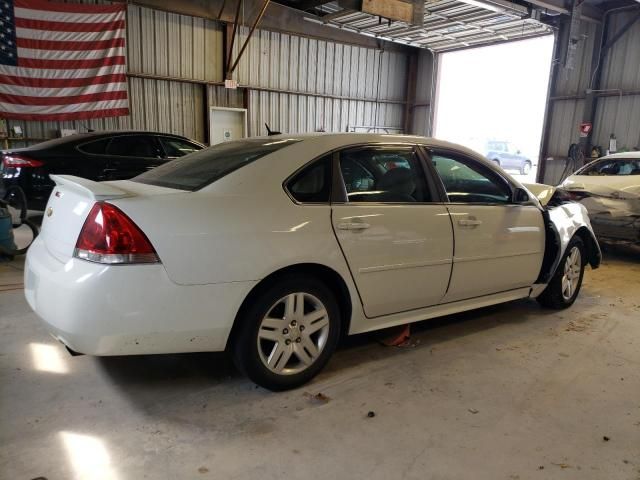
[{"left": 0, "top": 206, "right": 16, "bottom": 255}]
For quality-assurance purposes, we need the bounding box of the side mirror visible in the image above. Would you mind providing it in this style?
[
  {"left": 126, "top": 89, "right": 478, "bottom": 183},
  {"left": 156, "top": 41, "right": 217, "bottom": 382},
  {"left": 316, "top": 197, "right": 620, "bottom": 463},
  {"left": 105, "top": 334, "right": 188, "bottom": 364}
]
[{"left": 513, "top": 187, "right": 530, "bottom": 204}]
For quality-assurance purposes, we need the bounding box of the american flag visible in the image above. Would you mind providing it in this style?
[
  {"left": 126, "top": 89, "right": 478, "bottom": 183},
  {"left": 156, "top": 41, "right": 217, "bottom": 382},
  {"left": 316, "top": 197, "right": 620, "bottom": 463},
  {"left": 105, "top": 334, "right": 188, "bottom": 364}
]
[{"left": 0, "top": 0, "right": 128, "bottom": 121}]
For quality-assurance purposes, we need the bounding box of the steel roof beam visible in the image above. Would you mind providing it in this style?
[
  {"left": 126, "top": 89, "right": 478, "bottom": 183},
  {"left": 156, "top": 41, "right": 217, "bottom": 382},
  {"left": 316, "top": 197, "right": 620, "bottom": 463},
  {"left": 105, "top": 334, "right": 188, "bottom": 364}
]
[{"left": 524, "top": 0, "right": 603, "bottom": 22}]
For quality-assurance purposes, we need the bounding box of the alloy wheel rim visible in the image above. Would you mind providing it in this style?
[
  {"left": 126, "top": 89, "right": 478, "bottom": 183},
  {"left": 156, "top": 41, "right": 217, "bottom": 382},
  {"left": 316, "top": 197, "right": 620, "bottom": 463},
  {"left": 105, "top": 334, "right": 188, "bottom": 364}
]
[
  {"left": 561, "top": 246, "right": 582, "bottom": 301},
  {"left": 257, "top": 292, "right": 330, "bottom": 375},
  {"left": 523, "top": 163, "right": 531, "bottom": 174}
]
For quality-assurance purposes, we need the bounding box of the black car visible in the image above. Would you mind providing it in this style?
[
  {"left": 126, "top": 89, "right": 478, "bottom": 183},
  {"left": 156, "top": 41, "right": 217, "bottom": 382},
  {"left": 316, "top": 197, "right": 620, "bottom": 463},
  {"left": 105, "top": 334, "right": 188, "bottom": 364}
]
[{"left": 1, "top": 131, "right": 204, "bottom": 211}]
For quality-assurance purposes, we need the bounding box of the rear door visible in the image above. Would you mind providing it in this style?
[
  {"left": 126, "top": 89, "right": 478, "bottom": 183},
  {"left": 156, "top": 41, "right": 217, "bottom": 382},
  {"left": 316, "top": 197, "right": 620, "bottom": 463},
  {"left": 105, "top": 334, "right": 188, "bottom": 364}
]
[
  {"left": 104, "top": 135, "right": 164, "bottom": 180},
  {"left": 331, "top": 144, "right": 454, "bottom": 318},
  {"left": 427, "top": 148, "right": 545, "bottom": 302}
]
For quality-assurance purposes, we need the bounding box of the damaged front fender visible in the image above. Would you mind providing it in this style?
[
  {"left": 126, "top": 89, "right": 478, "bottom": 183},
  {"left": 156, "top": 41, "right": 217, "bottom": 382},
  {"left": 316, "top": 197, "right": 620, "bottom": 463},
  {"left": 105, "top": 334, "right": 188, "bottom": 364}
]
[{"left": 527, "top": 185, "right": 601, "bottom": 292}]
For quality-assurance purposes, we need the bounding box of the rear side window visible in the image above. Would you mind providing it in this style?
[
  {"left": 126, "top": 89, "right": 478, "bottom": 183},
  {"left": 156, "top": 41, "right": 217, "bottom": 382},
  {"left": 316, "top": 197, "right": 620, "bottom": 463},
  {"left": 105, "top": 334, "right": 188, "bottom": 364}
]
[
  {"left": 159, "top": 137, "right": 201, "bottom": 158},
  {"left": 578, "top": 158, "right": 640, "bottom": 176},
  {"left": 339, "top": 146, "right": 430, "bottom": 203},
  {"left": 286, "top": 155, "right": 332, "bottom": 203},
  {"left": 78, "top": 138, "right": 109, "bottom": 155},
  {"left": 134, "top": 138, "right": 302, "bottom": 191},
  {"left": 107, "top": 136, "right": 160, "bottom": 158}
]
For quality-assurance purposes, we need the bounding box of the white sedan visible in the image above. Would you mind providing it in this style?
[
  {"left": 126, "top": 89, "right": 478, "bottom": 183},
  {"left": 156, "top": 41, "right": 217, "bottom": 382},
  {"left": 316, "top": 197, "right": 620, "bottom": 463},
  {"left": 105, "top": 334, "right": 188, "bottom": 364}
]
[
  {"left": 560, "top": 152, "right": 640, "bottom": 245},
  {"left": 25, "top": 134, "right": 601, "bottom": 390}
]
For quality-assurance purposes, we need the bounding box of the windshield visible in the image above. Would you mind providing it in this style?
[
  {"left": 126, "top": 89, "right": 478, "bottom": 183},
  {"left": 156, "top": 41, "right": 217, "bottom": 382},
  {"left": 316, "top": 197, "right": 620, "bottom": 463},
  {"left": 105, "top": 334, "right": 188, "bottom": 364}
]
[
  {"left": 133, "top": 138, "right": 301, "bottom": 190},
  {"left": 578, "top": 158, "right": 640, "bottom": 176}
]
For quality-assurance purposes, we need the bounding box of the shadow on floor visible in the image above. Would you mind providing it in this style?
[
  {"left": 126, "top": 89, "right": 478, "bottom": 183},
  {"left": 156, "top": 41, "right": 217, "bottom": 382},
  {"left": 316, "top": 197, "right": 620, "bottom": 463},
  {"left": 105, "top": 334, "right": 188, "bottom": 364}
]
[
  {"left": 96, "top": 297, "right": 552, "bottom": 406},
  {"left": 600, "top": 243, "right": 640, "bottom": 264}
]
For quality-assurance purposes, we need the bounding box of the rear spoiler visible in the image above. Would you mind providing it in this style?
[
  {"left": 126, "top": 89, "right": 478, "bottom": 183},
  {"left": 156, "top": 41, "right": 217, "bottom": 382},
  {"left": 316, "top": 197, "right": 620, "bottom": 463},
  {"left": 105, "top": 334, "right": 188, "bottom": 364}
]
[{"left": 50, "top": 175, "right": 130, "bottom": 201}]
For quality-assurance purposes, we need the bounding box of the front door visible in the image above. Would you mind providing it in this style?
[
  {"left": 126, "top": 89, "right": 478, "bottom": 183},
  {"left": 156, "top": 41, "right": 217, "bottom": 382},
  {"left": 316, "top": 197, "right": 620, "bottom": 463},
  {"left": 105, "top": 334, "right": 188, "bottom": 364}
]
[
  {"left": 429, "top": 150, "right": 545, "bottom": 302},
  {"left": 331, "top": 145, "right": 454, "bottom": 318}
]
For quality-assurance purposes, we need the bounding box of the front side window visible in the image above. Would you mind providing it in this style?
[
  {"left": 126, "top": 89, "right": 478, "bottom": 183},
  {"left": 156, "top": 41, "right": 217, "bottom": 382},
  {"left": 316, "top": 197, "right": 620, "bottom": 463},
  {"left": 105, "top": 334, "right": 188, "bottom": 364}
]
[
  {"left": 431, "top": 153, "right": 512, "bottom": 204},
  {"left": 287, "top": 155, "right": 332, "bottom": 203},
  {"left": 160, "top": 137, "right": 201, "bottom": 158},
  {"left": 134, "top": 138, "right": 301, "bottom": 191},
  {"left": 339, "top": 146, "right": 429, "bottom": 202},
  {"left": 106, "top": 135, "right": 160, "bottom": 158},
  {"left": 579, "top": 158, "right": 640, "bottom": 176}
]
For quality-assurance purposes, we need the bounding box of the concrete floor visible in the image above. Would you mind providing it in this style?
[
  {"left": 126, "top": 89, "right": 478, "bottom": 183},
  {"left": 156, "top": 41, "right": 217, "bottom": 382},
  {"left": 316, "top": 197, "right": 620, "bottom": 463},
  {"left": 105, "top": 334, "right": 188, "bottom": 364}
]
[{"left": 1, "top": 248, "right": 639, "bottom": 480}]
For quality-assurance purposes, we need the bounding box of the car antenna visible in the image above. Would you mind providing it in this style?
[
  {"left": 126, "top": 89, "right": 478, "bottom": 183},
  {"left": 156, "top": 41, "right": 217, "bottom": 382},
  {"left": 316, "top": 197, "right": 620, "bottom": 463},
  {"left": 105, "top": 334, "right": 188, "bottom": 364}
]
[{"left": 265, "top": 123, "right": 281, "bottom": 136}]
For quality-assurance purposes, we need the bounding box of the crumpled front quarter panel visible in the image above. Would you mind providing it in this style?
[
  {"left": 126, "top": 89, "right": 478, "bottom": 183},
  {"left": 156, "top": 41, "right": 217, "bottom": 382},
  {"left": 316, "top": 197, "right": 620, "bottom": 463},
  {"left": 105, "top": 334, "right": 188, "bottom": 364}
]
[{"left": 548, "top": 202, "right": 601, "bottom": 264}]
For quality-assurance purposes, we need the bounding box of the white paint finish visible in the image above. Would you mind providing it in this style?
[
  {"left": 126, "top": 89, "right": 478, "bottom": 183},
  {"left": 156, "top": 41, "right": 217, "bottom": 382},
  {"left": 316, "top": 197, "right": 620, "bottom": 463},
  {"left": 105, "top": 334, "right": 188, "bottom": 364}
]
[
  {"left": 443, "top": 205, "right": 545, "bottom": 302},
  {"left": 111, "top": 195, "right": 353, "bottom": 287},
  {"left": 42, "top": 176, "right": 182, "bottom": 263},
  {"left": 562, "top": 174, "right": 640, "bottom": 200},
  {"left": 522, "top": 182, "right": 556, "bottom": 206},
  {"left": 332, "top": 204, "right": 453, "bottom": 317},
  {"left": 548, "top": 202, "right": 602, "bottom": 261},
  {"left": 25, "top": 236, "right": 256, "bottom": 355},
  {"left": 25, "top": 133, "right": 600, "bottom": 357},
  {"left": 351, "top": 287, "right": 532, "bottom": 334}
]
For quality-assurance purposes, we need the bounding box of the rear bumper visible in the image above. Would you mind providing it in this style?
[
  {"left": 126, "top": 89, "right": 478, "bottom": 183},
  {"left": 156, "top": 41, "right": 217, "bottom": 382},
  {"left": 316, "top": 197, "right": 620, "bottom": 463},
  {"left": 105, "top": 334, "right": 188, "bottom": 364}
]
[{"left": 24, "top": 236, "right": 257, "bottom": 355}]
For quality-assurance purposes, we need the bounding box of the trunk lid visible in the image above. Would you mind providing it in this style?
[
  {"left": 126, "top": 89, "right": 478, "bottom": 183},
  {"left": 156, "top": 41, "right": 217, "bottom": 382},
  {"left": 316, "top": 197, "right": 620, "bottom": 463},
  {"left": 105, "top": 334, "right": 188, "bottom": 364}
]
[{"left": 41, "top": 175, "right": 178, "bottom": 263}]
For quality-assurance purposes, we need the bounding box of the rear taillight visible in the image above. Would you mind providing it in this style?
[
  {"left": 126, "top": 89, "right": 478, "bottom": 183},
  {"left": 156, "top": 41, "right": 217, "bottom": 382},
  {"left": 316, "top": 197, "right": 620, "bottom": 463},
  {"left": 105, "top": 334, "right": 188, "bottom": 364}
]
[
  {"left": 73, "top": 202, "right": 160, "bottom": 264},
  {"left": 2, "top": 154, "right": 44, "bottom": 168}
]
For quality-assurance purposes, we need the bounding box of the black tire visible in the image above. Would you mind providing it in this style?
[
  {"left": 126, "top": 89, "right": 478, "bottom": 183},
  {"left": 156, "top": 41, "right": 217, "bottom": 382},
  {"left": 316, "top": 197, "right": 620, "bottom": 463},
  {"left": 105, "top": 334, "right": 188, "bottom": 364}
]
[
  {"left": 492, "top": 159, "right": 501, "bottom": 167},
  {"left": 232, "top": 275, "right": 341, "bottom": 391},
  {"left": 520, "top": 161, "right": 532, "bottom": 175},
  {"left": 537, "top": 236, "right": 586, "bottom": 309}
]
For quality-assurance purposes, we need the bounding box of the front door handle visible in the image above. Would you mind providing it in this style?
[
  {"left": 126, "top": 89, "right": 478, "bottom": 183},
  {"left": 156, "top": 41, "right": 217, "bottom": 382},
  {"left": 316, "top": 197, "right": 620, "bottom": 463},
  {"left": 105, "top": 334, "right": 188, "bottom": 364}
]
[
  {"left": 458, "top": 219, "right": 482, "bottom": 227},
  {"left": 337, "top": 221, "right": 371, "bottom": 231}
]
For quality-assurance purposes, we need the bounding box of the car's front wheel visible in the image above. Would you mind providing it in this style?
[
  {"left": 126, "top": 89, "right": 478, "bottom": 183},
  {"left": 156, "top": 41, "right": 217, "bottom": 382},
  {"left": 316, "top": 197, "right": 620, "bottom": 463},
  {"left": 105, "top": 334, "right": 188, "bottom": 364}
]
[
  {"left": 537, "top": 236, "right": 586, "bottom": 309},
  {"left": 232, "top": 276, "right": 341, "bottom": 390}
]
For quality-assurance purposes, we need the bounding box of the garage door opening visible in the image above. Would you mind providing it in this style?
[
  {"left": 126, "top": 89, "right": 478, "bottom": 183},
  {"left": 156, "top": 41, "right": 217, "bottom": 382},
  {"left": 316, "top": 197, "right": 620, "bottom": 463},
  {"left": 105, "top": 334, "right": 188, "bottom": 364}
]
[{"left": 433, "top": 36, "right": 555, "bottom": 182}]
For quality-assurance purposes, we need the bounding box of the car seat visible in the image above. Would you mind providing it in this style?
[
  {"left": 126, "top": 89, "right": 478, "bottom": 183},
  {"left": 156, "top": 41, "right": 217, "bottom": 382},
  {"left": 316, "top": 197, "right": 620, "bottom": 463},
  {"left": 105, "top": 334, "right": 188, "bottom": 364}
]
[{"left": 375, "top": 167, "right": 416, "bottom": 202}]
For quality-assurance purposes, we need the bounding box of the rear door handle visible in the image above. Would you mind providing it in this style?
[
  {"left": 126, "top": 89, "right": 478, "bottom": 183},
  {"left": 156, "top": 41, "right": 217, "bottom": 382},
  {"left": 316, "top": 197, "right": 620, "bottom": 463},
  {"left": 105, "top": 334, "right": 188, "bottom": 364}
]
[
  {"left": 458, "top": 219, "right": 482, "bottom": 227},
  {"left": 337, "top": 222, "right": 371, "bottom": 231}
]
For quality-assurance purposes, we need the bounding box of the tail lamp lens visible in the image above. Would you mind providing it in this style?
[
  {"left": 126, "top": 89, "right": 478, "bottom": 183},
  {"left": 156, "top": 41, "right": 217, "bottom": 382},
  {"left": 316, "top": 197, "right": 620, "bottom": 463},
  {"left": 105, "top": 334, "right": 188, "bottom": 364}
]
[
  {"left": 2, "top": 155, "right": 44, "bottom": 168},
  {"left": 73, "top": 202, "right": 160, "bottom": 264}
]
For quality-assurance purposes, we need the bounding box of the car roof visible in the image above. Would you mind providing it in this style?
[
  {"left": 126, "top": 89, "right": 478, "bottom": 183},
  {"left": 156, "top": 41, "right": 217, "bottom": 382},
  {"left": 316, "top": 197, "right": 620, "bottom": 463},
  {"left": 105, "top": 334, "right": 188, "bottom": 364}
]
[
  {"left": 598, "top": 151, "right": 640, "bottom": 160},
  {"left": 249, "top": 132, "right": 484, "bottom": 155},
  {"left": 5, "top": 131, "right": 203, "bottom": 152}
]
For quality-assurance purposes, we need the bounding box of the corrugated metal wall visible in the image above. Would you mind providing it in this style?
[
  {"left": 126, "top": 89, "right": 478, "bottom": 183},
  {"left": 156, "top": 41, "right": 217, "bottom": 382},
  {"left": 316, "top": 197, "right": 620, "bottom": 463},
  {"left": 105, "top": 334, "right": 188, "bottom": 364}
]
[
  {"left": 545, "top": 10, "right": 640, "bottom": 161},
  {"left": 544, "top": 21, "right": 598, "bottom": 161},
  {"left": 592, "top": 10, "right": 640, "bottom": 151},
  {"left": 411, "top": 50, "right": 435, "bottom": 137},
  {"left": 230, "top": 26, "right": 408, "bottom": 136},
  {"left": 127, "top": 5, "right": 222, "bottom": 83},
  {"left": 4, "top": 3, "right": 412, "bottom": 147}
]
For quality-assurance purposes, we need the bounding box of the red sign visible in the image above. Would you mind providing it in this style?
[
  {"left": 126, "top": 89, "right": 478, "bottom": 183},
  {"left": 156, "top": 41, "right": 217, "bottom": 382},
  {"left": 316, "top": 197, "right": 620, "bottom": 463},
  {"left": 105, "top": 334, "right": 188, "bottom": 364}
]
[{"left": 579, "top": 122, "right": 593, "bottom": 137}]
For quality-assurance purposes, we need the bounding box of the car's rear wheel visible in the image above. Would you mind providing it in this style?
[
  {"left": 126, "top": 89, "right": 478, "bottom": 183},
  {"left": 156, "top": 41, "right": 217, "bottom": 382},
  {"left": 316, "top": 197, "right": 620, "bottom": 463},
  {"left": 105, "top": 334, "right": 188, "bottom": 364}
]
[
  {"left": 537, "top": 236, "right": 586, "bottom": 309},
  {"left": 520, "top": 161, "right": 532, "bottom": 175},
  {"left": 492, "top": 159, "right": 501, "bottom": 166},
  {"left": 232, "top": 276, "right": 341, "bottom": 391}
]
